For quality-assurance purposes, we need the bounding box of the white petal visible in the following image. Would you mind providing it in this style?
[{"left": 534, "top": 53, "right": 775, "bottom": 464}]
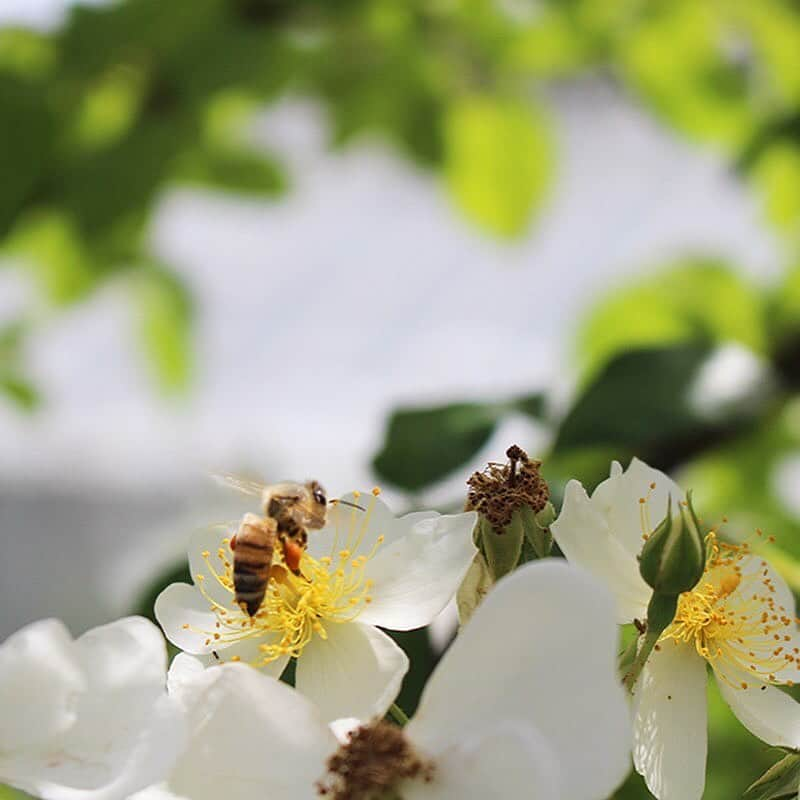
[
  {"left": 715, "top": 666, "right": 800, "bottom": 748},
  {"left": 295, "top": 622, "right": 408, "bottom": 723},
  {"left": 168, "top": 664, "right": 336, "bottom": 800},
  {"left": 407, "top": 559, "right": 631, "bottom": 800},
  {"left": 2, "top": 618, "right": 186, "bottom": 800},
  {"left": 551, "top": 480, "right": 651, "bottom": 623},
  {"left": 591, "top": 457, "right": 683, "bottom": 558},
  {"left": 128, "top": 784, "right": 182, "bottom": 800},
  {"left": 167, "top": 653, "right": 207, "bottom": 703},
  {"left": 632, "top": 641, "right": 708, "bottom": 800},
  {"left": 155, "top": 583, "right": 221, "bottom": 655},
  {"left": 73, "top": 616, "right": 167, "bottom": 696},
  {"left": 357, "top": 511, "right": 477, "bottom": 630},
  {"left": 0, "top": 619, "right": 85, "bottom": 752},
  {"left": 403, "top": 722, "right": 560, "bottom": 800}
]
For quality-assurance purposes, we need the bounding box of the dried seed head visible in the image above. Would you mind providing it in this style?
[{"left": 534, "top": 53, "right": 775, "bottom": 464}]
[
  {"left": 316, "top": 721, "right": 434, "bottom": 800},
  {"left": 465, "top": 445, "right": 549, "bottom": 531}
]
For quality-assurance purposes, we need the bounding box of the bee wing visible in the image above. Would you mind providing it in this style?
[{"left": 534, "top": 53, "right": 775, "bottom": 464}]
[{"left": 212, "top": 473, "right": 270, "bottom": 498}]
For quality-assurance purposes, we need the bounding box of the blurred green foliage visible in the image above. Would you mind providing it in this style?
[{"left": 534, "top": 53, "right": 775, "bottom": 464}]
[{"left": 5, "top": 0, "right": 800, "bottom": 406}]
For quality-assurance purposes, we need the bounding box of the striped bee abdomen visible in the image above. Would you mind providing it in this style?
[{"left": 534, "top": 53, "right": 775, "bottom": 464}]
[{"left": 231, "top": 513, "right": 277, "bottom": 617}]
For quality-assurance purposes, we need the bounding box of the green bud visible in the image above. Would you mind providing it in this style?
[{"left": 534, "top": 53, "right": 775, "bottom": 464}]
[{"left": 639, "top": 491, "right": 706, "bottom": 596}]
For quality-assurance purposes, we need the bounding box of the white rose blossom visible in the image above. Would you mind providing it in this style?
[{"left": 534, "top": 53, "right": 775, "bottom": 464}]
[
  {"left": 155, "top": 490, "right": 478, "bottom": 722},
  {"left": 157, "top": 559, "right": 631, "bottom": 800},
  {"left": 0, "top": 616, "right": 185, "bottom": 800},
  {"left": 552, "top": 457, "right": 800, "bottom": 800}
]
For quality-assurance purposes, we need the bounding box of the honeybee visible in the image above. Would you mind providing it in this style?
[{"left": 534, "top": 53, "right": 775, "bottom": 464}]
[{"left": 217, "top": 476, "right": 362, "bottom": 617}]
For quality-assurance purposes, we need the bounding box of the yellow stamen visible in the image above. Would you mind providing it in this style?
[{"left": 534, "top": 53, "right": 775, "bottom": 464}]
[{"left": 661, "top": 532, "right": 798, "bottom": 690}]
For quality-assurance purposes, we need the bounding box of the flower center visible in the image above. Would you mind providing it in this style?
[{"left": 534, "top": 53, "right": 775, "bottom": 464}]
[
  {"left": 316, "top": 721, "right": 434, "bottom": 800},
  {"left": 465, "top": 444, "right": 549, "bottom": 531},
  {"left": 184, "top": 491, "right": 385, "bottom": 667},
  {"left": 660, "top": 533, "right": 800, "bottom": 688}
]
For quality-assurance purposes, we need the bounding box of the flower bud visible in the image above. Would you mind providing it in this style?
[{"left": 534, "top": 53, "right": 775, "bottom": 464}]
[{"left": 639, "top": 491, "right": 705, "bottom": 596}]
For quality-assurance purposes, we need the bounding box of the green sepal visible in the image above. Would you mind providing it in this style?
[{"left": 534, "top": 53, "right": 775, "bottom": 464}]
[
  {"left": 482, "top": 511, "right": 524, "bottom": 581},
  {"left": 617, "top": 633, "right": 639, "bottom": 682},
  {"left": 524, "top": 501, "right": 555, "bottom": 559},
  {"left": 743, "top": 752, "right": 800, "bottom": 800},
  {"left": 456, "top": 551, "right": 494, "bottom": 626},
  {"left": 639, "top": 492, "right": 705, "bottom": 595}
]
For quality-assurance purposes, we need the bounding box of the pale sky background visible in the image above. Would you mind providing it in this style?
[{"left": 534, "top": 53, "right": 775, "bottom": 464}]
[{"left": 0, "top": 0, "right": 789, "bottom": 637}]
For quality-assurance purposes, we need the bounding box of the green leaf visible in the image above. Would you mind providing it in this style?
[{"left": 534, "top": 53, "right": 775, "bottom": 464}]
[
  {"left": 0, "top": 374, "right": 40, "bottom": 411},
  {"left": 134, "top": 266, "right": 193, "bottom": 393},
  {"left": 172, "top": 145, "right": 285, "bottom": 196},
  {"left": 372, "top": 402, "right": 502, "bottom": 491},
  {"left": 743, "top": 753, "right": 800, "bottom": 800},
  {"left": 510, "top": 392, "right": 546, "bottom": 420},
  {"left": 4, "top": 210, "right": 96, "bottom": 304},
  {"left": 577, "top": 260, "right": 768, "bottom": 379},
  {"left": 618, "top": 1, "right": 756, "bottom": 150},
  {"left": 554, "top": 343, "right": 762, "bottom": 460},
  {"left": 443, "top": 96, "right": 552, "bottom": 237},
  {"left": 751, "top": 143, "right": 800, "bottom": 232},
  {"left": 0, "top": 73, "right": 55, "bottom": 236},
  {"left": 0, "top": 785, "right": 30, "bottom": 800}
]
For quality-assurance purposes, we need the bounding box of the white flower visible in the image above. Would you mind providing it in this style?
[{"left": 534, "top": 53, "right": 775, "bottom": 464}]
[
  {"left": 155, "top": 490, "right": 477, "bottom": 722},
  {"left": 552, "top": 457, "right": 800, "bottom": 800},
  {"left": 0, "top": 616, "right": 185, "bottom": 800},
  {"left": 158, "top": 559, "right": 631, "bottom": 800}
]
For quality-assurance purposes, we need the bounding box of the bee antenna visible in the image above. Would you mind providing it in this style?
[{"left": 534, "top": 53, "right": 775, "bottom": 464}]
[{"left": 330, "top": 498, "right": 366, "bottom": 512}]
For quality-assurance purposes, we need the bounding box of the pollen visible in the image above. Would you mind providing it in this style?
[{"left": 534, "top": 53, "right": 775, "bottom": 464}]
[
  {"left": 465, "top": 444, "right": 549, "bottom": 531},
  {"left": 661, "top": 532, "right": 799, "bottom": 691},
  {"left": 182, "top": 493, "right": 386, "bottom": 669},
  {"left": 316, "top": 721, "right": 434, "bottom": 800}
]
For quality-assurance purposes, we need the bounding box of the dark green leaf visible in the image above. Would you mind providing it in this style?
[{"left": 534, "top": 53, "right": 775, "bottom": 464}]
[
  {"left": 172, "top": 146, "right": 285, "bottom": 196},
  {"left": 511, "top": 392, "right": 546, "bottom": 420},
  {"left": 743, "top": 753, "right": 800, "bottom": 800},
  {"left": 0, "top": 74, "right": 55, "bottom": 237},
  {"left": 553, "top": 343, "right": 766, "bottom": 468},
  {"left": 372, "top": 402, "right": 501, "bottom": 491}
]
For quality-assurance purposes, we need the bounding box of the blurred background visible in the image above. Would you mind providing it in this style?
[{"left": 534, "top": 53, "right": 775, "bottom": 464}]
[{"left": 1, "top": 1, "right": 800, "bottom": 797}]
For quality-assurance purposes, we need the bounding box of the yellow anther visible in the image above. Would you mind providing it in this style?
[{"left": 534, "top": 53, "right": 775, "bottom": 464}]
[
  {"left": 202, "top": 550, "right": 210, "bottom": 558},
  {"left": 372, "top": 486, "right": 381, "bottom": 496}
]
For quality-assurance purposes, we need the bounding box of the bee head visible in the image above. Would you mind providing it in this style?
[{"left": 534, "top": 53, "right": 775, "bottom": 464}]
[{"left": 304, "top": 480, "right": 328, "bottom": 529}]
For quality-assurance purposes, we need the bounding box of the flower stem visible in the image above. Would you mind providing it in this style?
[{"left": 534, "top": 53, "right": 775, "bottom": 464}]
[
  {"left": 388, "top": 702, "right": 410, "bottom": 727},
  {"left": 622, "top": 593, "right": 679, "bottom": 693}
]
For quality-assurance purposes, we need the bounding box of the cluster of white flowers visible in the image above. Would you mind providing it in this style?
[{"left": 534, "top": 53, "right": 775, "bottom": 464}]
[{"left": 3, "top": 462, "right": 800, "bottom": 800}]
